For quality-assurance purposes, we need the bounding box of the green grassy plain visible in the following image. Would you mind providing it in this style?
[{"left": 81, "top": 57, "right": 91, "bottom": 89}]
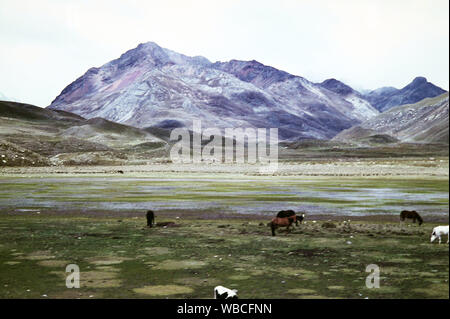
[
  {"left": 0, "top": 214, "right": 448, "bottom": 299},
  {"left": 0, "top": 166, "right": 448, "bottom": 299}
]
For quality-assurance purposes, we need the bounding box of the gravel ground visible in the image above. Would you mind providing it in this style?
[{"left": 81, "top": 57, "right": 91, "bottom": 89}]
[{"left": 0, "top": 158, "right": 448, "bottom": 177}]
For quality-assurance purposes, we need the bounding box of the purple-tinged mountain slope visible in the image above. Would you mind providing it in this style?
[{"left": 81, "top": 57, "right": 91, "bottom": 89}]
[
  {"left": 49, "top": 42, "right": 380, "bottom": 140},
  {"left": 334, "top": 93, "right": 449, "bottom": 144},
  {"left": 363, "top": 77, "right": 447, "bottom": 112}
]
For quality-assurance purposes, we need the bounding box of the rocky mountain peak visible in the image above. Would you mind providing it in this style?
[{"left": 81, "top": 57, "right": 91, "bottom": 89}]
[
  {"left": 319, "top": 79, "right": 355, "bottom": 96},
  {"left": 363, "top": 77, "right": 447, "bottom": 112},
  {"left": 115, "top": 41, "right": 171, "bottom": 68},
  {"left": 212, "top": 59, "right": 295, "bottom": 88},
  {"left": 410, "top": 76, "right": 427, "bottom": 85}
]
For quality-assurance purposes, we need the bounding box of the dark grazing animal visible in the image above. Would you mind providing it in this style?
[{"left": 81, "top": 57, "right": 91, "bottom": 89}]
[
  {"left": 277, "top": 210, "right": 296, "bottom": 222},
  {"left": 276, "top": 210, "right": 305, "bottom": 225},
  {"left": 400, "top": 210, "right": 423, "bottom": 226},
  {"left": 270, "top": 216, "right": 296, "bottom": 236},
  {"left": 277, "top": 210, "right": 296, "bottom": 218},
  {"left": 146, "top": 210, "right": 155, "bottom": 227}
]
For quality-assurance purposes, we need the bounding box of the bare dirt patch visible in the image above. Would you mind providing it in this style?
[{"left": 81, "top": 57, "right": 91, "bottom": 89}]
[
  {"left": 151, "top": 260, "right": 207, "bottom": 270},
  {"left": 143, "top": 247, "right": 171, "bottom": 256},
  {"left": 50, "top": 269, "right": 122, "bottom": 288},
  {"left": 95, "top": 266, "right": 120, "bottom": 272},
  {"left": 287, "top": 288, "right": 317, "bottom": 295},
  {"left": 10, "top": 252, "right": 24, "bottom": 256},
  {"left": 278, "top": 267, "right": 319, "bottom": 279},
  {"left": 174, "top": 277, "right": 220, "bottom": 287},
  {"left": 37, "top": 260, "right": 69, "bottom": 267},
  {"left": 229, "top": 275, "right": 251, "bottom": 281},
  {"left": 328, "top": 285, "right": 345, "bottom": 290},
  {"left": 21, "top": 251, "right": 55, "bottom": 261},
  {"left": 86, "top": 256, "right": 132, "bottom": 265},
  {"left": 133, "top": 285, "right": 194, "bottom": 296}
]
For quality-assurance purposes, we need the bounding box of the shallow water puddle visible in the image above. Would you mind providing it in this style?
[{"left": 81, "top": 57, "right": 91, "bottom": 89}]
[{"left": 1, "top": 176, "right": 447, "bottom": 217}]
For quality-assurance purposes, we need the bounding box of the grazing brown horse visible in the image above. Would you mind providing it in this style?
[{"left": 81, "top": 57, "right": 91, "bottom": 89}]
[
  {"left": 277, "top": 210, "right": 297, "bottom": 225},
  {"left": 400, "top": 210, "right": 423, "bottom": 226},
  {"left": 276, "top": 210, "right": 305, "bottom": 226},
  {"left": 270, "top": 216, "right": 296, "bottom": 236}
]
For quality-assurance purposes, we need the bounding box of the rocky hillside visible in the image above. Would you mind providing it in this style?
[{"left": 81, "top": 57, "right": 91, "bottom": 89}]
[
  {"left": 334, "top": 93, "right": 449, "bottom": 144},
  {"left": 363, "top": 77, "right": 446, "bottom": 112},
  {"left": 0, "top": 101, "right": 166, "bottom": 166},
  {"left": 317, "top": 78, "right": 379, "bottom": 120},
  {"left": 48, "top": 42, "right": 380, "bottom": 141}
]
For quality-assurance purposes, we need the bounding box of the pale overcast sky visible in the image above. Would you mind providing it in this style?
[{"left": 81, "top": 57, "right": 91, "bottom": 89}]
[{"left": 0, "top": 0, "right": 448, "bottom": 106}]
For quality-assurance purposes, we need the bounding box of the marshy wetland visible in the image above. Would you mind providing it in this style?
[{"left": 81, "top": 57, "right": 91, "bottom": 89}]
[{"left": 0, "top": 161, "right": 448, "bottom": 299}]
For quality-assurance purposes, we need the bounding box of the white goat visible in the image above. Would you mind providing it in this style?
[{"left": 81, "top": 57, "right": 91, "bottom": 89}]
[{"left": 214, "top": 285, "right": 238, "bottom": 299}]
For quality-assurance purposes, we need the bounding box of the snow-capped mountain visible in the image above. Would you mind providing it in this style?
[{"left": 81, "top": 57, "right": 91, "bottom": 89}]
[
  {"left": 48, "top": 42, "right": 382, "bottom": 140},
  {"left": 363, "top": 77, "right": 447, "bottom": 112}
]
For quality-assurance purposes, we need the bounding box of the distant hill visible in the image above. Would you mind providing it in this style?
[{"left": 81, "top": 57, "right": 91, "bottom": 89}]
[
  {"left": 363, "top": 77, "right": 447, "bottom": 112},
  {"left": 334, "top": 93, "right": 449, "bottom": 144},
  {"left": 0, "top": 101, "right": 166, "bottom": 166}
]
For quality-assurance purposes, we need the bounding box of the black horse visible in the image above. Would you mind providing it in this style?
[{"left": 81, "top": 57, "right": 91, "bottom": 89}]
[
  {"left": 146, "top": 210, "right": 155, "bottom": 227},
  {"left": 276, "top": 210, "right": 305, "bottom": 226},
  {"left": 400, "top": 210, "right": 423, "bottom": 226}
]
